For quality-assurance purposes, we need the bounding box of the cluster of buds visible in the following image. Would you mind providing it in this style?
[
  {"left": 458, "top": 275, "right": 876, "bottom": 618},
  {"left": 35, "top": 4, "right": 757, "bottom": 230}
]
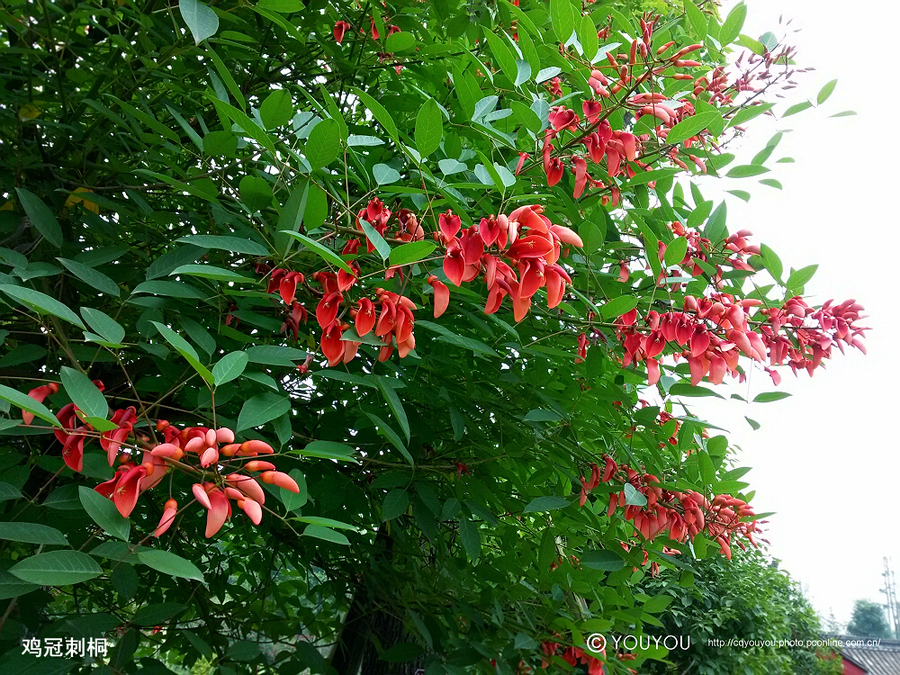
[{"left": 440, "top": 205, "right": 581, "bottom": 321}]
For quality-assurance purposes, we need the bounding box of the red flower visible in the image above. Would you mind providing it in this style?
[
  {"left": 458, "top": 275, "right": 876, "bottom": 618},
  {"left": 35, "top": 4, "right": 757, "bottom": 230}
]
[
  {"left": 23, "top": 383, "right": 57, "bottom": 425},
  {"left": 333, "top": 20, "right": 351, "bottom": 44}
]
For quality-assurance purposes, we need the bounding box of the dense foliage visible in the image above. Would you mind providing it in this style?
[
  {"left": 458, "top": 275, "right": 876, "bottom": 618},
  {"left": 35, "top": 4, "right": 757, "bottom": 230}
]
[
  {"left": 847, "top": 600, "right": 892, "bottom": 639},
  {"left": 641, "top": 551, "right": 842, "bottom": 675},
  {"left": 0, "top": 0, "right": 863, "bottom": 672}
]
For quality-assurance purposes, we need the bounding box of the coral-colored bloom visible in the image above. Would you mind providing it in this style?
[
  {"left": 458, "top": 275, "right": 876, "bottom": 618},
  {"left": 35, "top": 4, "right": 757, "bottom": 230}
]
[
  {"left": 260, "top": 470, "right": 301, "bottom": 493},
  {"left": 23, "top": 383, "right": 57, "bottom": 425},
  {"left": 426, "top": 275, "right": 449, "bottom": 318},
  {"left": 333, "top": 20, "right": 351, "bottom": 44},
  {"left": 155, "top": 499, "right": 178, "bottom": 537}
]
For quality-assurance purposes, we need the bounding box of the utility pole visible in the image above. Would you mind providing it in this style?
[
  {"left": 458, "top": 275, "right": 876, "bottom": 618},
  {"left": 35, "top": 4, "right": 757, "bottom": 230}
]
[{"left": 881, "top": 557, "right": 900, "bottom": 639}]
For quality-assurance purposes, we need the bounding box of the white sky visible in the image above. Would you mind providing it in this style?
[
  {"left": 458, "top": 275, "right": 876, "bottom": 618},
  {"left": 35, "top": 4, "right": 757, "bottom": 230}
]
[{"left": 689, "top": 0, "right": 900, "bottom": 629}]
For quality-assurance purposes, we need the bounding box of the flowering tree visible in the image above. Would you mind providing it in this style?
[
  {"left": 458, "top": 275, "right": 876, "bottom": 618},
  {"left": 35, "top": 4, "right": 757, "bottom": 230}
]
[{"left": 0, "top": 0, "right": 864, "bottom": 672}]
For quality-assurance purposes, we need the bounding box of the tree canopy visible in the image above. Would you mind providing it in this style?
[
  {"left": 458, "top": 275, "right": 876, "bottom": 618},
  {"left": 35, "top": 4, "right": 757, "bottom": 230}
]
[
  {"left": 0, "top": 0, "right": 864, "bottom": 673},
  {"left": 847, "top": 600, "right": 892, "bottom": 640}
]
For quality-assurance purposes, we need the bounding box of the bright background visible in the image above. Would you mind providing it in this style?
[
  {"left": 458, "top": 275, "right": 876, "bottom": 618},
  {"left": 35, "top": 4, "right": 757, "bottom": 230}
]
[{"left": 690, "top": 0, "right": 900, "bottom": 630}]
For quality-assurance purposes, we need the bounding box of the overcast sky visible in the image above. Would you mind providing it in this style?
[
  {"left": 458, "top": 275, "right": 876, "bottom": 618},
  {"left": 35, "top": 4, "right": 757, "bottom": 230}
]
[{"left": 688, "top": 0, "right": 900, "bottom": 629}]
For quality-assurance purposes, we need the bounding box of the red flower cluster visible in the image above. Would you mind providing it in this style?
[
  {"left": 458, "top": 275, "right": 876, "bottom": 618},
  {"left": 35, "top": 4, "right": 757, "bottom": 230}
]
[
  {"left": 23, "top": 382, "right": 298, "bottom": 538},
  {"left": 591, "top": 456, "right": 760, "bottom": 560},
  {"left": 440, "top": 205, "right": 581, "bottom": 321}
]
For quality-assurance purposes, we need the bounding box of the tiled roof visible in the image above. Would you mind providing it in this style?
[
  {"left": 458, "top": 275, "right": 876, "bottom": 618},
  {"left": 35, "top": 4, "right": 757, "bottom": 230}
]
[{"left": 833, "top": 636, "right": 900, "bottom": 675}]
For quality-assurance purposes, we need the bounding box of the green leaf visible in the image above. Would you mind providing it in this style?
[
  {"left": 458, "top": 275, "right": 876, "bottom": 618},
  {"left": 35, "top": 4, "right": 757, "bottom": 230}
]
[
  {"left": 483, "top": 31, "right": 516, "bottom": 82},
  {"left": 175, "top": 235, "right": 267, "bottom": 256},
  {"left": 9, "top": 550, "right": 103, "bottom": 586},
  {"left": 643, "top": 594, "right": 674, "bottom": 613},
  {"left": 753, "top": 391, "right": 791, "bottom": 403},
  {"left": 600, "top": 295, "right": 638, "bottom": 320},
  {"left": 303, "top": 524, "right": 350, "bottom": 545},
  {"left": 0, "top": 522, "right": 68, "bottom": 545},
  {"left": 260, "top": 89, "right": 294, "bottom": 128},
  {"left": 719, "top": 2, "right": 746, "bottom": 45},
  {"left": 0, "top": 569, "right": 39, "bottom": 600},
  {"left": 385, "top": 31, "right": 416, "bottom": 52},
  {"left": 79, "top": 487, "right": 130, "bottom": 541},
  {"left": 581, "top": 549, "right": 625, "bottom": 571},
  {"left": 664, "top": 237, "right": 688, "bottom": 267},
  {"left": 359, "top": 219, "right": 391, "bottom": 261},
  {"left": 684, "top": 0, "right": 707, "bottom": 39},
  {"left": 786, "top": 264, "right": 817, "bottom": 289},
  {"left": 0, "top": 383, "right": 61, "bottom": 427},
  {"left": 514, "top": 59, "right": 531, "bottom": 87},
  {"left": 150, "top": 322, "right": 214, "bottom": 385},
  {"left": 698, "top": 451, "right": 715, "bottom": 485},
  {"left": 209, "top": 97, "right": 278, "bottom": 158},
  {"left": 578, "top": 14, "right": 599, "bottom": 60},
  {"left": 0, "top": 483, "right": 24, "bottom": 501},
  {"left": 15, "top": 188, "right": 63, "bottom": 248},
  {"left": 351, "top": 88, "right": 399, "bottom": 140},
  {"left": 389, "top": 242, "right": 436, "bottom": 267},
  {"left": 365, "top": 412, "right": 414, "bottom": 466},
  {"left": 704, "top": 201, "right": 728, "bottom": 243},
  {"left": 278, "top": 231, "right": 355, "bottom": 275},
  {"left": 373, "top": 163, "right": 401, "bottom": 185},
  {"left": 759, "top": 244, "right": 783, "bottom": 281},
  {"left": 668, "top": 383, "right": 723, "bottom": 398},
  {"left": 728, "top": 102, "right": 774, "bottom": 128},
  {"left": 382, "top": 489, "right": 409, "bottom": 521},
  {"left": 306, "top": 119, "right": 341, "bottom": 169},
  {"left": 348, "top": 135, "right": 384, "bottom": 147},
  {"left": 236, "top": 392, "right": 291, "bottom": 431},
  {"left": 375, "top": 378, "right": 410, "bottom": 442},
  {"left": 298, "top": 440, "right": 359, "bottom": 463},
  {"left": 60, "top": 367, "right": 108, "bottom": 420},
  {"left": 783, "top": 101, "right": 813, "bottom": 118},
  {"left": 458, "top": 517, "right": 480, "bottom": 561},
  {"left": 550, "top": 0, "right": 575, "bottom": 42},
  {"left": 415, "top": 98, "right": 443, "bottom": 158},
  {"left": 280, "top": 469, "right": 308, "bottom": 511},
  {"left": 726, "top": 164, "right": 770, "bottom": 178},
  {"left": 170, "top": 264, "right": 253, "bottom": 283},
  {"left": 523, "top": 496, "right": 569, "bottom": 513},
  {"left": 212, "top": 351, "right": 249, "bottom": 387},
  {"left": 523, "top": 409, "right": 563, "bottom": 423},
  {"left": 0, "top": 284, "right": 86, "bottom": 329},
  {"left": 239, "top": 176, "right": 273, "bottom": 212},
  {"left": 623, "top": 482, "right": 647, "bottom": 507},
  {"left": 56, "top": 257, "right": 119, "bottom": 296},
  {"left": 178, "top": 0, "right": 219, "bottom": 44},
  {"left": 666, "top": 112, "right": 721, "bottom": 146},
  {"left": 137, "top": 549, "right": 204, "bottom": 581},
  {"left": 80, "top": 307, "right": 125, "bottom": 344}
]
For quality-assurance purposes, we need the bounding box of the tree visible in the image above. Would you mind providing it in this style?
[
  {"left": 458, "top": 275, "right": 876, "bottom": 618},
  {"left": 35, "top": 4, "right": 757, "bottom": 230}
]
[
  {"left": 0, "top": 0, "right": 866, "bottom": 673},
  {"left": 847, "top": 600, "right": 892, "bottom": 639},
  {"left": 640, "top": 550, "right": 841, "bottom": 675}
]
